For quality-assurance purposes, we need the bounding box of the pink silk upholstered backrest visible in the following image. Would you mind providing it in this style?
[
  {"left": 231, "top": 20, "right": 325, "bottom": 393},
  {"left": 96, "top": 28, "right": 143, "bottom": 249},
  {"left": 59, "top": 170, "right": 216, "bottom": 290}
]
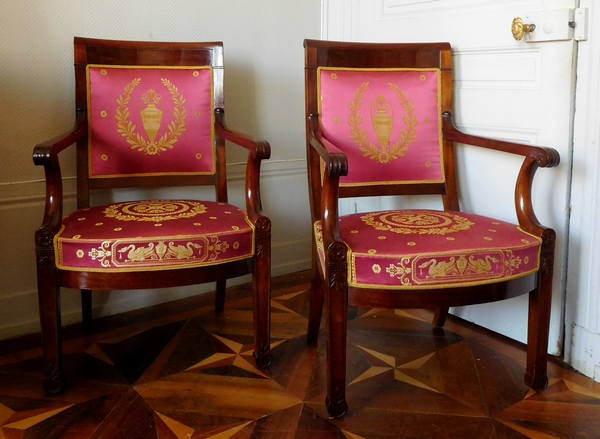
[
  {"left": 318, "top": 68, "right": 444, "bottom": 187},
  {"left": 87, "top": 65, "right": 214, "bottom": 178}
]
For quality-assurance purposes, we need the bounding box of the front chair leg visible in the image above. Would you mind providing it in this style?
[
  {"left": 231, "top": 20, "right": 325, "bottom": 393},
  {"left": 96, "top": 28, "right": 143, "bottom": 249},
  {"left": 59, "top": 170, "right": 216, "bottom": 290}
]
[
  {"left": 35, "top": 233, "right": 65, "bottom": 394},
  {"left": 37, "top": 270, "right": 64, "bottom": 393},
  {"left": 325, "top": 243, "right": 349, "bottom": 419},
  {"left": 252, "top": 217, "right": 272, "bottom": 369}
]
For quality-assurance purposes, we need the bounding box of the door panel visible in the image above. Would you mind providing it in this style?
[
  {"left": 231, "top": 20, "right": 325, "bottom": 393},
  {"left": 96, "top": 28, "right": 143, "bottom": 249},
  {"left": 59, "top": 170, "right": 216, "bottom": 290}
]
[{"left": 324, "top": 0, "right": 577, "bottom": 353}]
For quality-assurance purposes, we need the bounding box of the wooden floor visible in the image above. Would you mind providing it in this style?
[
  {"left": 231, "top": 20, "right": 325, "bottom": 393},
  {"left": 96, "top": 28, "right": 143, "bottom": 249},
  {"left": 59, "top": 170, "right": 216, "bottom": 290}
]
[{"left": 1, "top": 272, "right": 599, "bottom": 438}]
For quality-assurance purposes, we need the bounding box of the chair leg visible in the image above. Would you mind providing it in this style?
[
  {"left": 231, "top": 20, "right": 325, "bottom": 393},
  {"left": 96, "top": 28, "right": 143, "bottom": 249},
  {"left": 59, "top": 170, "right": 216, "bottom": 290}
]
[
  {"left": 524, "top": 249, "right": 553, "bottom": 391},
  {"left": 81, "top": 289, "right": 93, "bottom": 335},
  {"left": 252, "top": 217, "right": 272, "bottom": 369},
  {"left": 307, "top": 256, "right": 324, "bottom": 343},
  {"left": 324, "top": 244, "right": 349, "bottom": 419},
  {"left": 36, "top": 251, "right": 64, "bottom": 394},
  {"left": 215, "top": 280, "right": 226, "bottom": 313},
  {"left": 433, "top": 307, "right": 449, "bottom": 328}
]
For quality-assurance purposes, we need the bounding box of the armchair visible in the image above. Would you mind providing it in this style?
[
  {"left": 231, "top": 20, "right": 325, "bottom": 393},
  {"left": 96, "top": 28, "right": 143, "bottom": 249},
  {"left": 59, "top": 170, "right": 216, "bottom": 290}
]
[
  {"left": 33, "top": 37, "right": 272, "bottom": 394},
  {"left": 304, "top": 39, "right": 559, "bottom": 418}
]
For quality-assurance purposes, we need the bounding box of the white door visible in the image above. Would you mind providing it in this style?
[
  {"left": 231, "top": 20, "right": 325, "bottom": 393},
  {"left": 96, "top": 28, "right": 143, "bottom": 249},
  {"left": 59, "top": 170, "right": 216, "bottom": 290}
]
[{"left": 323, "top": 0, "right": 582, "bottom": 354}]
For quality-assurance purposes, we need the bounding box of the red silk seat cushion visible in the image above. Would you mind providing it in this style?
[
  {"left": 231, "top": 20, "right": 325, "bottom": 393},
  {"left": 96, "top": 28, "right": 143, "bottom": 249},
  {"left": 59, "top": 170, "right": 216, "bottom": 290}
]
[
  {"left": 315, "top": 210, "right": 541, "bottom": 289},
  {"left": 55, "top": 200, "right": 254, "bottom": 272}
]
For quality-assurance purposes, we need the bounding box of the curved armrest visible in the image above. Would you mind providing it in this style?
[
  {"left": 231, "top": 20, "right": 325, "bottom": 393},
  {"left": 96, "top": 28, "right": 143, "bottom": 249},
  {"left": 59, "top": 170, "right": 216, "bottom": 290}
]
[
  {"left": 33, "top": 109, "right": 87, "bottom": 167},
  {"left": 214, "top": 108, "right": 270, "bottom": 160},
  {"left": 442, "top": 112, "right": 559, "bottom": 168},
  {"left": 442, "top": 111, "right": 560, "bottom": 236},
  {"left": 307, "top": 114, "right": 348, "bottom": 178},
  {"left": 32, "top": 110, "right": 87, "bottom": 244},
  {"left": 214, "top": 108, "right": 270, "bottom": 220}
]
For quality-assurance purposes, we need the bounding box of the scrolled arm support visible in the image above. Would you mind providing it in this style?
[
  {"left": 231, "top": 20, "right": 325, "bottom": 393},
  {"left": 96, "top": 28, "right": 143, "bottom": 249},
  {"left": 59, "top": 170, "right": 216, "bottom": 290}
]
[
  {"left": 442, "top": 111, "right": 559, "bottom": 235},
  {"left": 33, "top": 109, "right": 87, "bottom": 249},
  {"left": 214, "top": 108, "right": 271, "bottom": 220}
]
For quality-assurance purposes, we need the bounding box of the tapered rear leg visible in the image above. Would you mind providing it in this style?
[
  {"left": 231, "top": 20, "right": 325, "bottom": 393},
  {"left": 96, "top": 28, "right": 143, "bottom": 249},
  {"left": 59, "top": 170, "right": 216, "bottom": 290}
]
[
  {"left": 215, "top": 280, "right": 226, "bottom": 312},
  {"left": 524, "top": 240, "right": 554, "bottom": 391},
  {"left": 81, "top": 289, "right": 92, "bottom": 335},
  {"left": 307, "top": 255, "right": 325, "bottom": 343},
  {"left": 433, "top": 307, "right": 449, "bottom": 328}
]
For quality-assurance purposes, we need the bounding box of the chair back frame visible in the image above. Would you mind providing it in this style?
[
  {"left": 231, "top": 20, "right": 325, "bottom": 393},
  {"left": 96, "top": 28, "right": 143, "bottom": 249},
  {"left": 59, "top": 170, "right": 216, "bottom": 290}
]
[{"left": 73, "top": 37, "right": 228, "bottom": 208}]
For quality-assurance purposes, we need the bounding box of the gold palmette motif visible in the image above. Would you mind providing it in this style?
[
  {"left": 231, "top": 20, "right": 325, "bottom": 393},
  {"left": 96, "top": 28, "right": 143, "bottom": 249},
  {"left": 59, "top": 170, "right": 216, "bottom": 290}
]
[
  {"left": 384, "top": 258, "right": 412, "bottom": 286},
  {"left": 348, "top": 82, "right": 417, "bottom": 163},
  {"left": 88, "top": 241, "right": 112, "bottom": 267},
  {"left": 116, "top": 77, "right": 187, "bottom": 155}
]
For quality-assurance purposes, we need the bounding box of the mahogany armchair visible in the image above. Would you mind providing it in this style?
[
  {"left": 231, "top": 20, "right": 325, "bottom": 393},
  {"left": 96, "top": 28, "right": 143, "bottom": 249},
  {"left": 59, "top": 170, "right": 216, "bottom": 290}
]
[
  {"left": 304, "top": 39, "right": 560, "bottom": 418},
  {"left": 33, "top": 37, "right": 272, "bottom": 394}
]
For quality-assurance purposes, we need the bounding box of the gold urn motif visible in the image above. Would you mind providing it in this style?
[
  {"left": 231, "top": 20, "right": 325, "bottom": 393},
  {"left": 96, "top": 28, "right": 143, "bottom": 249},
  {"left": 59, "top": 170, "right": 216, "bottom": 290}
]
[
  {"left": 140, "top": 89, "right": 163, "bottom": 142},
  {"left": 370, "top": 95, "right": 394, "bottom": 148}
]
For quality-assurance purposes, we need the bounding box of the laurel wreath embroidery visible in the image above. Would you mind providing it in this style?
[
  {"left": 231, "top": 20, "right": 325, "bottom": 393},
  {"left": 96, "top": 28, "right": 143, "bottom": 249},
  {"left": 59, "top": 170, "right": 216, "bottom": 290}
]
[
  {"left": 116, "top": 78, "right": 187, "bottom": 155},
  {"left": 348, "top": 82, "right": 417, "bottom": 163}
]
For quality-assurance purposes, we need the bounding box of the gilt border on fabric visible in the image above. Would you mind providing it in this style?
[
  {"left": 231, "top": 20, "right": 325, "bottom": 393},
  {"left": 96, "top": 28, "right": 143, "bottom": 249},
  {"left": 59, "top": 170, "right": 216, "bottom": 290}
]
[
  {"left": 86, "top": 65, "right": 216, "bottom": 178},
  {"left": 317, "top": 67, "right": 445, "bottom": 187},
  {"left": 314, "top": 217, "right": 542, "bottom": 290},
  {"left": 349, "top": 246, "right": 541, "bottom": 289},
  {"left": 54, "top": 200, "right": 255, "bottom": 273}
]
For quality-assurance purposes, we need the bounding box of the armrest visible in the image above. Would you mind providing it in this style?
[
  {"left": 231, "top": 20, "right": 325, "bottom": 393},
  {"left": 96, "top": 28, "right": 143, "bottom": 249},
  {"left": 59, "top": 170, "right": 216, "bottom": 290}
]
[
  {"left": 442, "top": 112, "right": 559, "bottom": 168},
  {"left": 32, "top": 109, "right": 87, "bottom": 245},
  {"left": 442, "top": 111, "right": 560, "bottom": 236},
  {"left": 307, "top": 114, "right": 348, "bottom": 178},
  {"left": 214, "top": 108, "right": 270, "bottom": 220},
  {"left": 214, "top": 108, "right": 270, "bottom": 160}
]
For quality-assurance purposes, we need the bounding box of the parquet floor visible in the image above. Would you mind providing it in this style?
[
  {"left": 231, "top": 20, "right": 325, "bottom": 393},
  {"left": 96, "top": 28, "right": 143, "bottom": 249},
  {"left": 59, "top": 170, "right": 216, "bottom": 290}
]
[{"left": 1, "top": 272, "right": 600, "bottom": 438}]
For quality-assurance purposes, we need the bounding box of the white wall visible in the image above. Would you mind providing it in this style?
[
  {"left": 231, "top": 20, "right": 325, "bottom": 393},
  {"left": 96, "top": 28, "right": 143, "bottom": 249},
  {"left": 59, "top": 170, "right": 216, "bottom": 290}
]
[
  {"left": 564, "top": 0, "right": 600, "bottom": 382},
  {"left": 321, "top": 0, "right": 600, "bottom": 381},
  {"left": 0, "top": 1, "right": 320, "bottom": 339}
]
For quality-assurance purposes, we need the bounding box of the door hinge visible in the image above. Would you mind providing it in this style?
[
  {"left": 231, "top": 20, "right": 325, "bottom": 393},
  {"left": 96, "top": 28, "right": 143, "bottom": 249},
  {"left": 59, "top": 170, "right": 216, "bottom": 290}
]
[{"left": 520, "top": 8, "right": 588, "bottom": 42}]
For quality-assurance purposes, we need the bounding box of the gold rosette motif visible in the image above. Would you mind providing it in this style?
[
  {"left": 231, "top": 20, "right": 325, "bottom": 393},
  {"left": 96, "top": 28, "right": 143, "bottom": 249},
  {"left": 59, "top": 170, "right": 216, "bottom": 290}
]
[{"left": 361, "top": 211, "right": 473, "bottom": 235}]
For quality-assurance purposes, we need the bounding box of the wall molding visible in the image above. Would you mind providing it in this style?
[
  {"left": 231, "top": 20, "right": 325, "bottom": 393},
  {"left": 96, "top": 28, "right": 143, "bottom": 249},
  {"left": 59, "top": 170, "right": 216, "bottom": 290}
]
[
  {"left": 0, "top": 159, "right": 311, "bottom": 341},
  {"left": 0, "top": 159, "right": 307, "bottom": 204}
]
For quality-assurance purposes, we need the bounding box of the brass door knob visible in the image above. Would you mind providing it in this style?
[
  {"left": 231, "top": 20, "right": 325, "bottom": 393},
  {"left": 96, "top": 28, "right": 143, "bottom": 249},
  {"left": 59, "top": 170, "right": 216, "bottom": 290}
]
[{"left": 512, "top": 17, "right": 536, "bottom": 41}]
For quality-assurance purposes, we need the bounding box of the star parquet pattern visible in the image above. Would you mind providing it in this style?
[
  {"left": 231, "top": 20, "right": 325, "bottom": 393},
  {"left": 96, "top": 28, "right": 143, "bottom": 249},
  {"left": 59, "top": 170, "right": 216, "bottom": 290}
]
[{"left": 1, "top": 273, "right": 600, "bottom": 438}]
